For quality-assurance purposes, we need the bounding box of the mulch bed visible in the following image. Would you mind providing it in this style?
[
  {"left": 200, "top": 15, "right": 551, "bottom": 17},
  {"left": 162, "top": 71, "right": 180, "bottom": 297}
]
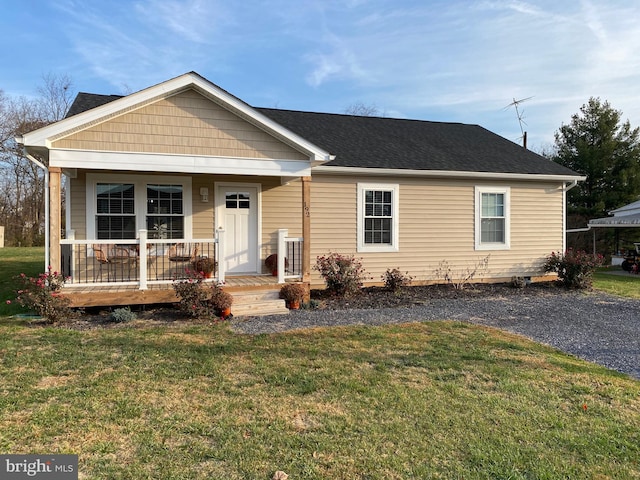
[
  {"left": 311, "top": 281, "right": 563, "bottom": 310},
  {"left": 27, "top": 281, "right": 565, "bottom": 330}
]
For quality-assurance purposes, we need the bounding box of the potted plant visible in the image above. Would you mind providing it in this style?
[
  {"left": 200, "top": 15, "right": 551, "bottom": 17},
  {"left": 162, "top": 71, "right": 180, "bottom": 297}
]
[
  {"left": 210, "top": 284, "right": 233, "bottom": 319},
  {"left": 192, "top": 256, "right": 216, "bottom": 278},
  {"left": 279, "top": 282, "right": 306, "bottom": 310},
  {"left": 265, "top": 254, "right": 289, "bottom": 276}
]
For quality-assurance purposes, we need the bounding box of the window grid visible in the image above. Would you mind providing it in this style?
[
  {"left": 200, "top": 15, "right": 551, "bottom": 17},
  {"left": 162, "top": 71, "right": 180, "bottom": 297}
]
[
  {"left": 96, "top": 183, "right": 135, "bottom": 239},
  {"left": 147, "top": 184, "right": 184, "bottom": 239},
  {"left": 364, "top": 190, "right": 393, "bottom": 245},
  {"left": 480, "top": 192, "right": 505, "bottom": 244},
  {"left": 225, "top": 192, "right": 251, "bottom": 209}
]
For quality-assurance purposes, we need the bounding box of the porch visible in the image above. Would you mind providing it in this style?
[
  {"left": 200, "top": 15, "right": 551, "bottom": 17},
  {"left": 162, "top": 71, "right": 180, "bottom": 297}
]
[{"left": 60, "top": 229, "right": 304, "bottom": 312}]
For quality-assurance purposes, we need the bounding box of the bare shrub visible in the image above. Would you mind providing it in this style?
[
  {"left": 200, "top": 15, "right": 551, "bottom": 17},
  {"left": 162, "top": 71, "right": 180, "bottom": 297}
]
[{"left": 434, "top": 255, "right": 490, "bottom": 290}]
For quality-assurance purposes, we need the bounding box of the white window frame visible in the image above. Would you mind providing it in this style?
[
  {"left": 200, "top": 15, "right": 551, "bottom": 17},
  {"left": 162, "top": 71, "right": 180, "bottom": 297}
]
[
  {"left": 475, "top": 186, "right": 510, "bottom": 251},
  {"left": 86, "top": 173, "right": 192, "bottom": 239},
  {"left": 357, "top": 183, "right": 399, "bottom": 253}
]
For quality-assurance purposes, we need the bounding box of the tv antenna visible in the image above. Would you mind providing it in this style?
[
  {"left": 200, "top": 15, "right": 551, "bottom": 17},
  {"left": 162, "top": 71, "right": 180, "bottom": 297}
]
[{"left": 504, "top": 96, "right": 533, "bottom": 149}]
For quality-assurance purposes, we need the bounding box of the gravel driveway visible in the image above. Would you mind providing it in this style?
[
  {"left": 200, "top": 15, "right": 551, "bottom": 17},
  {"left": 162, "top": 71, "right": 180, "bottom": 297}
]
[{"left": 231, "top": 290, "right": 640, "bottom": 380}]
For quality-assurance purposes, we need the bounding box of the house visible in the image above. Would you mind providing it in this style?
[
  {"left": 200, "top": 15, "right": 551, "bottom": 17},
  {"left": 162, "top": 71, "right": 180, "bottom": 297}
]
[{"left": 16, "top": 72, "right": 584, "bottom": 311}]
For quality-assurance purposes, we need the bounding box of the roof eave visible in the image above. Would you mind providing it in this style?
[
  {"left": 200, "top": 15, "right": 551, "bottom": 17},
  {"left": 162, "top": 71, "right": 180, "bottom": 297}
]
[{"left": 313, "top": 165, "right": 585, "bottom": 182}]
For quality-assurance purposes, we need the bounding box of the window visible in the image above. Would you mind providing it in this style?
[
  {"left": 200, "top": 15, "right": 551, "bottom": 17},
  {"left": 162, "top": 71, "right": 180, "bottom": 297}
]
[
  {"left": 96, "top": 183, "right": 136, "bottom": 239},
  {"left": 146, "top": 184, "right": 184, "bottom": 239},
  {"left": 88, "top": 174, "right": 192, "bottom": 240},
  {"left": 225, "top": 192, "right": 251, "bottom": 209},
  {"left": 357, "top": 183, "right": 399, "bottom": 252},
  {"left": 475, "top": 186, "right": 510, "bottom": 250}
]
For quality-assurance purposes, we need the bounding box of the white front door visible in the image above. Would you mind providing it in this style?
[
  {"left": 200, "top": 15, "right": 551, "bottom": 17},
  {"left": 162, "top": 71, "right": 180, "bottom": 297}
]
[{"left": 217, "top": 185, "right": 259, "bottom": 274}]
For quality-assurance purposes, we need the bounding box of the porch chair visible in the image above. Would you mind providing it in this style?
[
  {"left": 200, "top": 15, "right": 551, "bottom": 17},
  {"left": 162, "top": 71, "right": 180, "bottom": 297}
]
[
  {"left": 110, "top": 245, "right": 138, "bottom": 280},
  {"left": 167, "top": 242, "right": 200, "bottom": 277},
  {"left": 92, "top": 244, "right": 139, "bottom": 281},
  {"left": 91, "top": 244, "right": 112, "bottom": 281}
]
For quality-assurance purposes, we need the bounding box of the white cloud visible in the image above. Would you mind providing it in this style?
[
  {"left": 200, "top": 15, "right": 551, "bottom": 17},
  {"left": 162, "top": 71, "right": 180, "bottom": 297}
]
[
  {"left": 295, "top": 1, "right": 640, "bottom": 147},
  {"left": 37, "top": 0, "right": 640, "bottom": 148},
  {"left": 134, "top": 0, "right": 231, "bottom": 44},
  {"left": 51, "top": 0, "right": 232, "bottom": 92}
]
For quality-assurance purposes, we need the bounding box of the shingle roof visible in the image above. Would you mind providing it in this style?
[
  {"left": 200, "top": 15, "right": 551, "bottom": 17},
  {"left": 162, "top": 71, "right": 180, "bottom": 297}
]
[
  {"left": 66, "top": 92, "right": 578, "bottom": 177},
  {"left": 257, "top": 108, "right": 576, "bottom": 176},
  {"left": 65, "top": 93, "right": 124, "bottom": 117}
]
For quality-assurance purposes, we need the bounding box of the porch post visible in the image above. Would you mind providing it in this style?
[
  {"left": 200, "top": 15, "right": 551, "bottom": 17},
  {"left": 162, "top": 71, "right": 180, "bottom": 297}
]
[
  {"left": 49, "top": 167, "right": 62, "bottom": 273},
  {"left": 139, "top": 229, "right": 148, "bottom": 290},
  {"left": 302, "top": 176, "right": 311, "bottom": 282},
  {"left": 277, "top": 229, "right": 287, "bottom": 284},
  {"left": 217, "top": 228, "right": 226, "bottom": 284}
]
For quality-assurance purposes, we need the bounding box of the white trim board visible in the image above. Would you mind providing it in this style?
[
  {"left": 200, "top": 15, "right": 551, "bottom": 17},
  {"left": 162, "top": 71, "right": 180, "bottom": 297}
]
[{"left": 51, "top": 149, "right": 311, "bottom": 177}]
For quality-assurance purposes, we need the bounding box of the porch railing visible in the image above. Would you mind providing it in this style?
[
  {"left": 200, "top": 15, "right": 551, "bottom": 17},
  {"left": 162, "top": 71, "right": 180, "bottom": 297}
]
[
  {"left": 277, "top": 228, "right": 303, "bottom": 283},
  {"left": 60, "top": 228, "right": 303, "bottom": 289},
  {"left": 61, "top": 229, "right": 220, "bottom": 289}
]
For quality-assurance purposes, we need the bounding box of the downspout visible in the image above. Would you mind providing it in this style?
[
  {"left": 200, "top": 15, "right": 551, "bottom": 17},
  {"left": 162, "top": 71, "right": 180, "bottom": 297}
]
[
  {"left": 24, "top": 148, "right": 50, "bottom": 270},
  {"left": 562, "top": 180, "right": 579, "bottom": 253}
]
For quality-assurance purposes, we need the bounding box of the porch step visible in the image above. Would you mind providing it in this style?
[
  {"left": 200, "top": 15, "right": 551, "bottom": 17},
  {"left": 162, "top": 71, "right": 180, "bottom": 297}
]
[{"left": 229, "top": 288, "right": 289, "bottom": 317}]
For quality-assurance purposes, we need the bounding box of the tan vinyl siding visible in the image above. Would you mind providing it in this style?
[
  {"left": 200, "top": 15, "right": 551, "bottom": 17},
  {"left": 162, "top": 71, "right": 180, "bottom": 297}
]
[
  {"left": 52, "top": 90, "right": 307, "bottom": 160},
  {"left": 310, "top": 176, "right": 357, "bottom": 254},
  {"left": 261, "top": 178, "right": 302, "bottom": 269},
  {"left": 69, "top": 169, "right": 564, "bottom": 284},
  {"left": 310, "top": 174, "right": 565, "bottom": 286},
  {"left": 69, "top": 171, "right": 87, "bottom": 238},
  {"left": 191, "top": 175, "right": 214, "bottom": 239}
]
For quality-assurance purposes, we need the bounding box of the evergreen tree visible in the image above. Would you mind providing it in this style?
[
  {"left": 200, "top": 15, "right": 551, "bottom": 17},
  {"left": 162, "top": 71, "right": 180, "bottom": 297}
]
[{"left": 553, "top": 97, "right": 640, "bottom": 218}]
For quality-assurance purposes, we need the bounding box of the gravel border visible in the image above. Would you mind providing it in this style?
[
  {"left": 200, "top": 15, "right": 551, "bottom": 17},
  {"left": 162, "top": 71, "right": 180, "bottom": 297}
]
[{"left": 231, "top": 290, "right": 640, "bottom": 380}]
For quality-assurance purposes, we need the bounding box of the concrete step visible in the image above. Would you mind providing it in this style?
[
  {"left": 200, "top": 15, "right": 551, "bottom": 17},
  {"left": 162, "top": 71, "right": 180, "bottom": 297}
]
[{"left": 229, "top": 288, "right": 289, "bottom": 317}]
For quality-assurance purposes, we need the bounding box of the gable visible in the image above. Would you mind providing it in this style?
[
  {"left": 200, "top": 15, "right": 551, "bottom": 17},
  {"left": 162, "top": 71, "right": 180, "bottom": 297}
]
[{"left": 51, "top": 89, "right": 308, "bottom": 161}]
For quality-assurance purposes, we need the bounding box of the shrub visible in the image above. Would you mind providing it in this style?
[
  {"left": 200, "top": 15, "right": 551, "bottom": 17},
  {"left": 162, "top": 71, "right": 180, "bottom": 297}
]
[
  {"left": 173, "top": 272, "right": 216, "bottom": 318},
  {"left": 543, "top": 249, "right": 604, "bottom": 289},
  {"left": 382, "top": 268, "right": 413, "bottom": 292},
  {"left": 14, "top": 267, "right": 77, "bottom": 324},
  {"left": 510, "top": 276, "right": 527, "bottom": 289},
  {"left": 434, "top": 255, "right": 490, "bottom": 290},
  {"left": 302, "top": 299, "right": 320, "bottom": 310},
  {"left": 315, "top": 252, "right": 368, "bottom": 297},
  {"left": 172, "top": 273, "right": 233, "bottom": 319},
  {"left": 110, "top": 307, "right": 137, "bottom": 323}
]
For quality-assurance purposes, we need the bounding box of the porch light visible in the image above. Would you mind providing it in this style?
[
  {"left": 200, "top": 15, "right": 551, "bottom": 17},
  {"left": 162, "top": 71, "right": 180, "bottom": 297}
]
[{"left": 200, "top": 187, "right": 209, "bottom": 202}]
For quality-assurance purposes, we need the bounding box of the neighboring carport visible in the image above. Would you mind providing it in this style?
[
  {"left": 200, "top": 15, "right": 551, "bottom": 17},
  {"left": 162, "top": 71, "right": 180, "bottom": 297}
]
[{"left": 567, "top": 200, "right": 640, "bottom": 257}]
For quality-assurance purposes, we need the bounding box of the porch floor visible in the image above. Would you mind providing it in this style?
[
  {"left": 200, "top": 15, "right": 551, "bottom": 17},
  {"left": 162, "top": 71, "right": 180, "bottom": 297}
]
[{"left": 63, "top": 274, "right": 287, "bottom": 310}]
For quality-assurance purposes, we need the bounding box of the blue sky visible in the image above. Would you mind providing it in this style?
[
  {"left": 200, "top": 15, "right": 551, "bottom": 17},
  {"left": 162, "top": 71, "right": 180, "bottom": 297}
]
[{"left": 2, "top": 0, "right": 640, "bottom": 151}]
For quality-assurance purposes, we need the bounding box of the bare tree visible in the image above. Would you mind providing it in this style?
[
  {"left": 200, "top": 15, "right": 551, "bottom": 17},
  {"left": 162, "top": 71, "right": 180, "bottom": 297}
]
[
  {"left": 0, "top": 74, "right": 74, "bottom": 246},
  {"left": 343, "top": 101, "right": 381, "bottom": 117},
  {"left": 36, "top": 73, "right": 74, "bottom": 122}
]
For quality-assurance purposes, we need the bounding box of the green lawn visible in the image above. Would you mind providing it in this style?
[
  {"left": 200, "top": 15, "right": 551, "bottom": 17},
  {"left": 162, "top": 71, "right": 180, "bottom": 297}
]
[
  {"left": 594, "top": 268, "right": 640, "bottom": 299},
  {"left": 0, "top": 319, "right": 639, "bottom": 479},
  {"left": 1, "top": 248, "right": 639, "bottom": 478},
  {"left": 0, "top": 247, "right": 44, "bottom": 316}
]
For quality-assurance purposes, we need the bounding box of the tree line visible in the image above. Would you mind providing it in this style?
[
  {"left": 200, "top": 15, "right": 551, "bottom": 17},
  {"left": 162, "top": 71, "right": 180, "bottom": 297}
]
[{"left": 0, "top": 74, "right": 74, "bottom": 246}]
